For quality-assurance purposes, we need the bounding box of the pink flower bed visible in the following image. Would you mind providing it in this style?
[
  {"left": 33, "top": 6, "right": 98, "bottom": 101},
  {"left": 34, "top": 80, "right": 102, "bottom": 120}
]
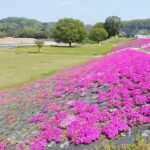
[
  {"left": 143, "top": 46, "right": 150, "bottom": 51},
  {"left": 115, "top": 39, "right": 150, "bottom": 51},
  {"left": 26, "top": 49, "right": 150, "bottom": 149},
  {"left": 0, "top": 142, "right": 7, "bottom": 150},
  {"left": 0, "top": 49, "right": 150, "bottom": 149}
]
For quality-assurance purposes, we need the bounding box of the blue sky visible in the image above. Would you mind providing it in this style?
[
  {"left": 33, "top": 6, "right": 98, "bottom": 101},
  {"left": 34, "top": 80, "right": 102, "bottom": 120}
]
[{"left": 1, "top": 0, "right": 150, "bottom": 24}]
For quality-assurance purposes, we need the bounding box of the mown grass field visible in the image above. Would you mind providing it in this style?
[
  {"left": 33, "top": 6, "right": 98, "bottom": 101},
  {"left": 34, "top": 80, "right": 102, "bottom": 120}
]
[
  {"left": 16, "top": 38, "right": 130, "bottom": 55},
  {"left": 0, "top": 38, "right": 130, "bottom": 91}
]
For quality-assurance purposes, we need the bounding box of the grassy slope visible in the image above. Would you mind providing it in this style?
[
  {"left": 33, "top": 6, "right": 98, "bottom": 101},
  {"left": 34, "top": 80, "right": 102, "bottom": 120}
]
[{"left": 0, "top": 38, "right": 130, "bottom": 91}]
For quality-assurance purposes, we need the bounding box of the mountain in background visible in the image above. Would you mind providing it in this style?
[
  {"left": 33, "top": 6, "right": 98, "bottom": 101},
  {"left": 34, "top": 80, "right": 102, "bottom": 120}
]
[
  {"left": 122, "top": 19, "right": 150, "bottom": 36},
  {"left": 0, "top": 17, "right": 55, "bottom": 37},
  {"left": 1, "top": 17, "right": 150, "bottom": 38}
]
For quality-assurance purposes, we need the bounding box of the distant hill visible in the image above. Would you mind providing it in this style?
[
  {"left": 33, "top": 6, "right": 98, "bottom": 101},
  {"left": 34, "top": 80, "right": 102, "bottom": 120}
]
[
  {"left": 0, "top": 17, "right": 55, "bottom": 37},
  {"left": 122, "top": 19, "right": 150, "bottom": 36},
  {"left": 1, "top": 17, "right": 150, "bottom": 37},
  {"left": 0, "top": 17, "right": 91, "bottom": 38}
]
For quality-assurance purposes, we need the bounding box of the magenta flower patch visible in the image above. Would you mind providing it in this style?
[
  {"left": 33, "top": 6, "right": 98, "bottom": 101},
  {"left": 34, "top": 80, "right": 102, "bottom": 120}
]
[{"left": 1, "top": 41, "right": 150, "bottom": 149}]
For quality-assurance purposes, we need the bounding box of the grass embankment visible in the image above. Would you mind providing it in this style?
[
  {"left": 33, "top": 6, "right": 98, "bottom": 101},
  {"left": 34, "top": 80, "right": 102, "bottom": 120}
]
[{"left": 0, "top": 38, "right": 130, "bottom": 91}]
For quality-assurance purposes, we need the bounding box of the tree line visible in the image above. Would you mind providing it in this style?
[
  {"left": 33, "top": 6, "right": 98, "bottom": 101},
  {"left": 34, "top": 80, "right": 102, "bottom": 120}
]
[
  {"left": 122, "top": 19, "right": 150, "bottom": 36},
  {"left": 1, "top": 16, "right": 150, "bottom": 46},
  {"left": 0, "top": 16, "right": 123, "bottom": 46},
  {"left": 52, "top": 17, "right": 122, "bottom": 47}
]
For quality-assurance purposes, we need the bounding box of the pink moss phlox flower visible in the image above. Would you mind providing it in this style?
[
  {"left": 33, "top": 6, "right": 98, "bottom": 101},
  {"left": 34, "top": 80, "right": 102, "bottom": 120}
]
[
  {"left": 98, "top": 110, "right": 111, "bottom": 122},
  {"left": 86, "top": 104, "right": 100, "bottom": 113},
  {"left": 107, "top": 100, "right": 122, "bottom": 108},
  {"left": 98, "top": 92, "right": 108, "bottom": 103},
  {"left": 72, "top": 101, "right": 89, "bottom": 114},
  {"left": 102, "top": 116, "right": 129, "bottom": 139},
  {"left": 79, "top": 112, "right": 99, "bottom": 124},
  {"left": 53, "top": 103, "right": 62, "bottom": 112},
  {"left": 30, "top": 114, "right": 47, "bottom": 123},
  {"left": 68, "top": 118, "right": 101, "bottom": 144},
  {"left": 139, "top": 106, "right": 150, "bottom": 116},
  {"left": 53, "top": 93, "right": 63, "bottom": 98},
  {"left": 128, "top": 112, "right": 147, "bottom": 126},
  {"left": 134, "top": 95, "right": 148, "bottom": 105},
  {"left": 111, "top": 116, "right": 129, "bottom": 132},
  {"left": 0, "top": 142, "right": 7, "bottom": 150},
  {"left": 30, "top": 138, "right": 47, "bottom": 150},
  {"left": 41, "top": 127, "right": 64, "bottom": 143}
]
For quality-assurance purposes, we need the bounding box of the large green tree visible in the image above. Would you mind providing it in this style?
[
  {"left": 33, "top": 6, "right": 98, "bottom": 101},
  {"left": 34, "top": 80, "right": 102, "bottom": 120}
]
[
  {"left": 89, "top": 28, "right": 108, "bottom": 43},
  {"left": 52, "top": 18, "right": 87, "bottom": 47},
  {"left": 104, "top": 16, "right": 122, "bottom": 37}
]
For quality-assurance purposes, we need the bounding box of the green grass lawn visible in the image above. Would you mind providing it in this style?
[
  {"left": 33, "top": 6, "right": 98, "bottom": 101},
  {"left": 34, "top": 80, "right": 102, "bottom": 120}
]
[
  {"left": 15, "top": 38, "right": 130, "bottom": 55},
  {"left": 0, "top": 38, "right": 130, "bottom": 91}
]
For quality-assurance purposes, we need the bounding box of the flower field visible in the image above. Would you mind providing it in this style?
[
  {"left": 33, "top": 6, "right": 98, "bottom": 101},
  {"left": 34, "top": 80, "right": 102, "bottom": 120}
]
[
  {"left": 143, "top": 46, "right": 150, "bottom": 51},
  {"left": 0, "top": 41, "right": 150, "bottom": 149},
  {"left": 115, "top": 38, "right": 150, "bottom": 51}
]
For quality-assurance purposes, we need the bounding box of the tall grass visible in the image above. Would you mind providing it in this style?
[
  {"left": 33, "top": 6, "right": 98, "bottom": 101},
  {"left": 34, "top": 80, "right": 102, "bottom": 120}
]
[{"left": 103, "top": 136, "right": 149, "bottom": 150}]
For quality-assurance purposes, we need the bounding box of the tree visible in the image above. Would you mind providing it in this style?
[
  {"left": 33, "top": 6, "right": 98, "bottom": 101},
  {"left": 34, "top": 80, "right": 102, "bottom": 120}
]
[
  {"left": 89, "top": 28, "right": 108, "bottom": 43},
  {"left": 104, "top": 16, "right": 122, "bottom": 37},
  {"left": 93, "top": 22, "right": 104, "bottom": 29},
  {"left": 52, "top": 18, "right": 87, "bottom": 47},
  {"left": 35, "top": 40, "right": 44, "bottom": 52}
]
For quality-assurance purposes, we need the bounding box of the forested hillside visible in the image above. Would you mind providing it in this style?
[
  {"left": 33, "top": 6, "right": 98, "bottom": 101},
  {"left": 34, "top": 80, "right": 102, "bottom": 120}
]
[
  {"left": 1, "top": 17, "right": 150, "bottom": 38},
  {"left": 0, "top": 17, "right": 55, "bottom": 38},
  {"left": 122, "top": 19, "right": 150, "bottom": 35}
]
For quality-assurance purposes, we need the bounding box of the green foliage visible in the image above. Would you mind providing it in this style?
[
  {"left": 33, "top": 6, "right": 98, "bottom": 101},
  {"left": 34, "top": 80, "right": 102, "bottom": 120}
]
[
  {"left": 0, "top": 17, "right": 54, "bottom": 37},
  {"left": 89, "top": 28, "right": 108, "bottom": 43},
  {"left": 42, "top": 22, "right": 56, "bottom": 36},
  {"left": 93, "top": 22, "right": 104, "bottom": 28},
  {"left": 35, "top": 40, "right": 44, "bottom": 52},
  {"left": 122, "top": 19, "right": 150, "bottom": 36},
  {"left": 17, "top": 28, "right": 49, "bottom": 38},
  {"left": 52, "top": 18, "right": 87, "bottom": 47},
  {"left": 104, "top": 16, "right": 122, "bottom": 37},
  {"left": 0, "top": 31, "right": 6, "bottom": 38},
  {"left": 86, "top": 24, "right": 93, "bottom": 32},
  {"left": 1, "top": 17, "right": 150, "bottom": 38},
  {"left": 103, "top": 136, "right": 149, "bottom": 150}
]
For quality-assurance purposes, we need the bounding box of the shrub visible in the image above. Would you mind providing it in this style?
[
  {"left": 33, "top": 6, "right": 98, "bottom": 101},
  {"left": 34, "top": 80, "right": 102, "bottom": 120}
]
[{"left": 35, "top": 40, "right": 44, "bottom": 52}]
